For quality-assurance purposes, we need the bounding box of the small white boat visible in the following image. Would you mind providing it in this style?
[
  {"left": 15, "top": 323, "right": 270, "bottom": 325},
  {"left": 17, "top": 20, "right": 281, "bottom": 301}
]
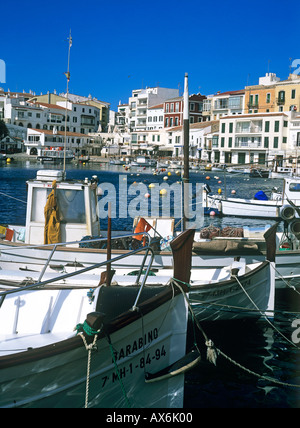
[
  {"left": 269, "top": 167, "right": 294, "bottom": 179},
  {"left": 0, "top": 229, "right": 199, "bottom": 408},
  {"left": 37, "top": 149, "right": 74, "bottom": 164},
  {"left": 227, "top": 167, "right": 250, "bottom": 174},
  {"left": 130, "top": 156, "right": 156, "bottom": 168},
  {"left": 203, "top": 176, "right": 300, "bottom": 219}
]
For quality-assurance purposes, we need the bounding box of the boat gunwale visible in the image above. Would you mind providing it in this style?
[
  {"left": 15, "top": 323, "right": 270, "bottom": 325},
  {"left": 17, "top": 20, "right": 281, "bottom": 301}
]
[
  {"left": 189, "top": 260, "right": 270, "bottom": 291},
  {"left": 0, "top": 283, "right": 180, "bottom": 370}
]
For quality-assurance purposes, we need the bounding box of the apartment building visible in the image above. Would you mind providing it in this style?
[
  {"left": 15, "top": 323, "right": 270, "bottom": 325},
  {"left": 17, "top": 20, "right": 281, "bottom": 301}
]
[
  {"left": 127, "top": 87, "right": 179, "bottom": 131},
  {"left": 31, "top": 92, "right": 109, "bottom": 132},
  {"left": 212, "top": 90, "right": 245, "bottom": 119},
  {"left": 201, "top": 90, "right": 245, "bottom": 120},
  {"left": 147, "top": 103, "right": 164, "bottom": 130},
  {"left": 166, "top": 121, "right": 219, "bottom": 159},
  {"left": 164, "top": 93, "right": 206, "bottom": 128},
  {"left": 217, "top": 113, "right": 289, "bottom": 165},
  {"left": 25, "top": 128, "right": 92, "bottom": 157},
  {"left": 275, "top": 74, "right": 300, "bottom": 113}
]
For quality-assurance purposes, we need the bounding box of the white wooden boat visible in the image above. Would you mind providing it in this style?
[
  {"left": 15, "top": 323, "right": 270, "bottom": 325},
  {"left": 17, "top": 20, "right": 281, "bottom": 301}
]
[
  {"left": 130, "top": 156, "right": 157, "bottom": 168},
  {"left": 0, "top": 170, "right": 298, "bottom": 291},
  {"left": 37, "top": 149, "right": 74, "bottom": 164},
  {"left": 203, "top": 176, "right": 300, "bottom": 219},
  {"left": 0, "top": 229, "right": 200, "bottom": 408}
]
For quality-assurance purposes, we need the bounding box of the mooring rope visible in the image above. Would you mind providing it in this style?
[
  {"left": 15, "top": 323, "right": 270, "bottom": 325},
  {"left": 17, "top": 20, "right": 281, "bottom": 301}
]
[
  {"left": 231, "top": 273, "right": 298, "bottom": 349},
  {"left": 172, "top": 278, "right": 300, "bottom": 389},
  {"left": 270, "top": 262, "right": 300, "bottom": 297},
  {"left": 0, "top": 191, "right": 26, "bottom": 204},
  {"left": 77, "top": 332, "right": 99, "bottom": 409}
]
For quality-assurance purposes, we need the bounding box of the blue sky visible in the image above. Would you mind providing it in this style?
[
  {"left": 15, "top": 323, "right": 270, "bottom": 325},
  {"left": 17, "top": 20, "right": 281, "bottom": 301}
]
[{"left": 0, "top": 0, "right": 299, "bottom": 110}]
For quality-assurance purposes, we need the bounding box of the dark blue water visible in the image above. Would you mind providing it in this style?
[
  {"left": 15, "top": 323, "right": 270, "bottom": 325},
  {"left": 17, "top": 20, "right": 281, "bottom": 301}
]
[{"left": 0, "top": 160, "right": 299, "bottom": 408}]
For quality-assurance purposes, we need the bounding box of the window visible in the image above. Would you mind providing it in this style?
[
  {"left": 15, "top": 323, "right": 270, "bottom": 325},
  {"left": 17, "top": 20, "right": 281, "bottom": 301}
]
[
  {"left": 292, "top": 89, "right": 296, "bottom": 99},
  {"left": 265, "top": 121, "right": 270, "bottom": 132},
  {"left": 274, "top": 121, "right": 280, "bottom": 132},
  {"left": 190, "top": 103, "right": 195, "bottom": 111},
  {"left": 229, "top": 122, "right": 233, "bottom": 133},
  {"left": 274, "top": 137, "right": 278, "bottom": 148},
  {"left": 228, "top": 137, "right": 232, "bottom": 147},
  {"left": 166, "top": 104, "right": 169, "bottom": 113},
  {"left": 264, "top": 137, "right": 269, "bottom": 148},
  {"left": 175, "top": 102, "right": 179, "bottom": 112},
  {"left": 170, "top": 103, "right": 174, "bottom": 112},
  {"left": 165, "top": 118, "right": 169, "bottom": 127},
  {"left": 221, "top": 137, "right": 225, "bottom": 147},
  {"left": 266, "top": 93, "right": 271, "bottom": 103},
  {"left": 221, "top": 123, "right": 226, "bottom": 133},
  {"left": 175, "top": 117, "right": 178, "bottom": 126},
  {"left": 278, "top": 91, "right": 285, "bottom": 103}
]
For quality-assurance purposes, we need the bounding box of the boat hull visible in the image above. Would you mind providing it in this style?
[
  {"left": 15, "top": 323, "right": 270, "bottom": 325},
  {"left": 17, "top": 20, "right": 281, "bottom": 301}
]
[
  {"left": 204, "top": 194, "right": 281, "bottom": 218},
  {"left": 0, "top": 240, "right": 297, "bottom": 289},
  {"left": 0, "top": 289, "right": 188, "bottom": 408},
  {"left": 188, "top": 261, "right": 274, "bottom": 321}
]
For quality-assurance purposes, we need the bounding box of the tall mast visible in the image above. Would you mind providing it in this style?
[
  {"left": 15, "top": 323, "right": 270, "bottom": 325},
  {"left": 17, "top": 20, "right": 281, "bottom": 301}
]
[
  {"left": 183, "top": 72, "right": 190, "bottom": 229},
  {"left": 63, "top": 30, "right": 72, "bottom": 175}
]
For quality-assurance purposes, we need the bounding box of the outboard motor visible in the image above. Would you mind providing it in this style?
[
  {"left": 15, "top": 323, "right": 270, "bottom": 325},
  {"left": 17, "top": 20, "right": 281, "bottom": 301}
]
[{"left": 280, "top": 204, "right": 295, "bottom": 222}]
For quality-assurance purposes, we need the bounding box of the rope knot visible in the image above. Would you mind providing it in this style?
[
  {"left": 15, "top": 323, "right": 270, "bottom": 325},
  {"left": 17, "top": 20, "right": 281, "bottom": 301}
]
[{"left": 205, "top": 339, "right": 217, "bottom": 366}]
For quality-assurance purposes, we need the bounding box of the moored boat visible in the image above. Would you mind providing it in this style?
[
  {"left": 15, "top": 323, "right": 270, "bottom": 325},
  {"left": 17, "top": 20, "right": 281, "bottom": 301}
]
[
  {"left": 37, "top": 148, "right": 74, "bottom": 164},
  {"left": 203, "top": 176, "right": 300, "bottom": 219},
  {"left": 0, "top": 229, "right": 199, "bottom": 408}
]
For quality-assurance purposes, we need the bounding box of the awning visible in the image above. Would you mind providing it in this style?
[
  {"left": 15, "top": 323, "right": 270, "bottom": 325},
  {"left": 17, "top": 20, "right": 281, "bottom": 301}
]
[{"left": 157, "top": 146, "right": 174, "bottom": 151}]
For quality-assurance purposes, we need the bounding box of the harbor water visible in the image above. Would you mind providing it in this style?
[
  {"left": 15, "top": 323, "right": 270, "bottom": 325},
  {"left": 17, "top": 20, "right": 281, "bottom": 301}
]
[{"left": 0, "top": 160, "right": 299, "bottom": 408}]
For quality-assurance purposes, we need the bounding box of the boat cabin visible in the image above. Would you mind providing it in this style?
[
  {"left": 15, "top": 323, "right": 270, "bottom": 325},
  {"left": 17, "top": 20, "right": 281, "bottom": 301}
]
[
  {"left": 25, "top": 170, "right": 100, "bottom": 245},
  {"left": 283, "top": 177, "right": 300, "bottom": 204}
]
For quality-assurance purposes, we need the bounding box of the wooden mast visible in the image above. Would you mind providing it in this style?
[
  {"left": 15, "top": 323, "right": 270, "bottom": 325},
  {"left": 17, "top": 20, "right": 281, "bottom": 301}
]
[
  {"left": 63, "top": 30, "right": 72, "bottom": 176},
  {"left": 183, "top": 73, "right": 190, "bottom": 229}
]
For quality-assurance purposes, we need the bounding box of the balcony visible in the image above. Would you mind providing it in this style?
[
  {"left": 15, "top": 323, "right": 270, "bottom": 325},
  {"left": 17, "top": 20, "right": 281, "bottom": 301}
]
[
  {"left": 214, "top": 100, "right": 228, "bottom": 110},
  {"left": 236, "top": 121, "right": 262, "bottom": 134},
  {"left": 234, "top": 138, "right": 262, "bottom": 148},
  {"left": 276, "top": 97, "right": 285, "bottom": 105},
  {"left": 247, "top": 102, "right": 259, "bottom": 109}
]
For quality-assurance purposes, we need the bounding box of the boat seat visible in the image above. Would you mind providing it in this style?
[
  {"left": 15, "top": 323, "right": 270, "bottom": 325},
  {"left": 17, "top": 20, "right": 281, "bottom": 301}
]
[{"left": 95, "top": 285, "right": 168, "bottom": 324}]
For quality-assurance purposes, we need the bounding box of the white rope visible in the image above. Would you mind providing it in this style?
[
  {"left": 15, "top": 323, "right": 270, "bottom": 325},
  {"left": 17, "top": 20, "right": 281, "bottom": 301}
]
[
  {"left": 172, "top": 279, "right": 300, "bottom": 389},
  {"left": 0, "top": 191, "right": 26, "bottom": 204},
  {"left": 78, "top": 332, "right": 99, "bottom": 409},
  {"left": 231, "top": 273, "right": 298, "bottom": 348},
  {"left": 271, "top": 263, "right": 300, "bottom": 296}
]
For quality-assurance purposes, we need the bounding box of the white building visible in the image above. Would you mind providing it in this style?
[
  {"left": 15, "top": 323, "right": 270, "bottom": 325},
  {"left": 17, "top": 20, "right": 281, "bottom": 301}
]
[
  {"left": 147, "top": 103, "right": 164, "bottom": 130},
  {"left": 218, "top": 113, "right": 289, "bottom": 165},
  {"left": 25, "top": 128, "right": 93, "bottom": 157},
  {"left": 127, "top": 87, "right": 179, "bottom": 131}
]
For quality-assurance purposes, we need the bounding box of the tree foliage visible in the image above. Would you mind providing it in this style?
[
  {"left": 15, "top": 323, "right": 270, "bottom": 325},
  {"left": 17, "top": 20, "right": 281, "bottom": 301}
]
[{"left": 0, "top": 120, "right": 8, "bottom": 140}]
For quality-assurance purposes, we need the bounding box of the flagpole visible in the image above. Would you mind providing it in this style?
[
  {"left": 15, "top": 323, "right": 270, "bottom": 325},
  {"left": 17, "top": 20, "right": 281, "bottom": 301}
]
[{"left": 63, "top": 30, "right": 72, "bottom": 175}]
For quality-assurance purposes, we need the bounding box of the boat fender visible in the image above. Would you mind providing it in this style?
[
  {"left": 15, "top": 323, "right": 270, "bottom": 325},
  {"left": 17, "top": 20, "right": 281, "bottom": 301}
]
[
  {"left": 218, "top": 201, "right": 222, "bottom": 213},
  {"left": 280, "top": 204, "right": 295, "bottom": 222},
  {"left": 290, "top": 219, "right": 300, "bottom": 240}
]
